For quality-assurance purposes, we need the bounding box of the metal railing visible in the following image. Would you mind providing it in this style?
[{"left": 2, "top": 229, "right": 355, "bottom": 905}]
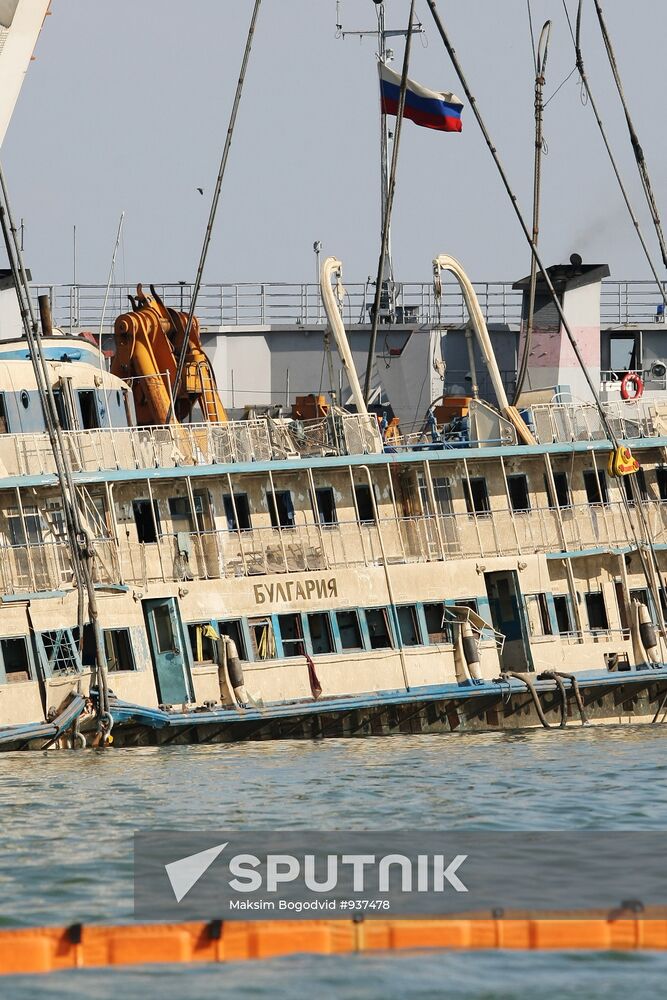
[
  {"left": 530, "top": 400, "right": 664, "bottom": 443},
  {"left": 27, "top": 279, "right": 667, "bottom": 332},
  {"left": 5, "top": 497, "right": 666, "bottom": 594},
  {"left": 0, "top": 413, "right": 384, "bottom": 478}
]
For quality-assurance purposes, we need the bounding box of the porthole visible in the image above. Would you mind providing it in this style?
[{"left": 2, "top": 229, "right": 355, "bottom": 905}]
[{"left": 20, "top": 391, "right": 29, "bottom": 409}]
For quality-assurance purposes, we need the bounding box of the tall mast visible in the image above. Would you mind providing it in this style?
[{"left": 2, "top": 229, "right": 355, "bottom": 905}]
[{"left": 336, "top": 1, "right": 424, "bottom": 285}]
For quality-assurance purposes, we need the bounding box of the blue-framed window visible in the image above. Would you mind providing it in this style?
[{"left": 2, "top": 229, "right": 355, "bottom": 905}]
[
  {"left": 278, "top": 613, "right": 306, "bottom": 657},
  {"left": 336, "top": 610, "right": 364, "bottom": 650},
  {"left": 37, "top": 628, "right": 82, "bottom": 677},
  {"left": 307, "top": 612, "right": 335, "bottom": 654},
  {"left": 396, "top": 606, "right": 422, "bottom": 646},
  {"left": 364, "top": 608, "right": 394, "bottom": 649},
  {"left": 422, "top": 602, "right": 452, "bottom": 644}
]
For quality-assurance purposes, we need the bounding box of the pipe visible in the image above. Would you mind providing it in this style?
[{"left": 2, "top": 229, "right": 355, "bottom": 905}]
[
  {"left": 320, "top": 257, "right": 368, "bottom": 416},
  {"left": 38, "top": 294, "right": 53, "bottom": 337}
]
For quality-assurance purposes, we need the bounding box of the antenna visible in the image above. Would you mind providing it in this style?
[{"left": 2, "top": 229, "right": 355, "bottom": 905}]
[{"left": 335, "top": 1, "right": 424, "bottom": 283}]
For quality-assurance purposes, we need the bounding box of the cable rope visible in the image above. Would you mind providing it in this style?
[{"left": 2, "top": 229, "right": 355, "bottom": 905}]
[
  {"left": 169, "top": 0, "right": 263, "bottom": 419},
  {"left": 425, "top": 0, "right": 667, "bottom": 650},
  {"left": 569, "top": 0, "right": 667, "bottom": 308},
  {"left": 525, "top": 0, "right": 537, "bottom": 73},
  {"left": 591, "top": 0, "right": 667, "bottom": 272},
  {"left": 0, "top": 164, "right": 111, "bottom": 727},
  {"left": 363, "top": 0, "right": 416, "bottom": 405}
]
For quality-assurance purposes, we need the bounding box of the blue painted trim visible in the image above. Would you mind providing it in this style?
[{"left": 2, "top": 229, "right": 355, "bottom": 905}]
[
  {"left": 2, "top": 435, "right": 667, "bottom": 492},
  {"left": 2, "top": 590, "right": 67, "bottom": 603},
  {"left": 93, "top": 583, "right": 129, "bottom": 593}
]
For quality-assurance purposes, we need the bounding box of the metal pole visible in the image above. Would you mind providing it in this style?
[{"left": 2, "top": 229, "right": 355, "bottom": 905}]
[{"left": 169, "top": 0, "right": 263, "bottom": 418}]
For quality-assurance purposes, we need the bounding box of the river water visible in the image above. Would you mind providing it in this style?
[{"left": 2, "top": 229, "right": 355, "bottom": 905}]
[{"left": 1, "top": 726, "right": 665, "bottom": 997}]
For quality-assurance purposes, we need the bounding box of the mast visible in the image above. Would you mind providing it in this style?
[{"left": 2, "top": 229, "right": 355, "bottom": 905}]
[
  {"left": 336, "top": 1, "right": 424, "bottom": 285},
  {"left": 0, "top": 1, "right": 51, "bottom": 149}
]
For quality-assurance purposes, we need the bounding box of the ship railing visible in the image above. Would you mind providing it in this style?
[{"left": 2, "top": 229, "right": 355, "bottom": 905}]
[
  {"left": 30, "top": 279, "right": 667, "bottom": 332},
  {"left": 0, "top": 414, "right": 384, "bottom": 478},
  {"left": 530, "top": 400, "right": 663, "bottom": 443},
  {"left": 0, "top": 540, "right": 72, "bottom": 595}
]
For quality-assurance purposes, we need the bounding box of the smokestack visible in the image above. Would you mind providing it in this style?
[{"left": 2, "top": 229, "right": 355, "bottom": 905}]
[{"left": 38, "top": 293, "right": 53, "bottom": 337}]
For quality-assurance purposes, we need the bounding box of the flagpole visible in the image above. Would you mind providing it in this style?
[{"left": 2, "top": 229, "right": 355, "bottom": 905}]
[{"left": 377, "top": 1, "right": 391, "bottom": 283}]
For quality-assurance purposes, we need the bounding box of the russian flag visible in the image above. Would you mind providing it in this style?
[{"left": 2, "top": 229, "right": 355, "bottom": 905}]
[{"left": 379, "top": 63, "right": 463, "bottom": 133}]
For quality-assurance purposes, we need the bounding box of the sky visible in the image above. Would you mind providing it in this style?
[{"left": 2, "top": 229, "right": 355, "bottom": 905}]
[{"left": 3, "top": 0, "right": 667, "bottom": 287}]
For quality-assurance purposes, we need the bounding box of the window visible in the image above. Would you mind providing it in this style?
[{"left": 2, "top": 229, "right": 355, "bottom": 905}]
[
  {"left": 307, "top": 613, "right": 334, "bottom": 654},
  {"left": 397, "top": 606, "right": 422, "bottom": 646},
  {"left": 656, "top": 468, "right": 667, "bottom": 501},
  {"left": 583, "top": 469, "right": 608, "bottom": 505},
  {"left": 364, "top": 608, "right": 393, "bottom": 650},
  {"left": 218, "top": 619, "right": 247, "bottom": 660},
  {"left": 78, "top": 390, "right": 99, "bottom": 430},
  {"left": 278, "top": 614, "right": 305, "bottom": 658},
  {"left": 463, "top": 477, "right": 490, "bottom": 515},
  {"left": 418, "top": 474, "right": 453, "bottom": 517},
  {"left": 188, "top": 622, "right": 218, "bottom": 664},
  {"left": 315, "top": 487, "right": 337, "bottom": 526},
  {"left": 354, "top": 484, "right": 376, "bottom": 524},
  {"left": 507, "top": 474, "right": 531, "bottom": 513},
  {"left": 553, "top": 595, "right": 574, "bottom": 635},
  {"left": 153, "top": 605, "right": 176, "bottom": 653},
  {"left": 223, "top": 493, "right": 251, "bottom": 531},
  {"left": 424, "top": 602, "right": 452, "bottom": 644},
  {"left": 132, "top": 499, "right": 160, "bottom": 543},
  {"left": 248, "top": 617, "right": 276, "bottom": 660},
  {"left": 585, "top": 592, "right": 609, "bottom": 632},
  {"left": 104, "top": 628, "right": 135, "bottom": 672},
  {"left": 268, "top": 490, "right": 295, "bottom": 529},
  {"left": 525, "top": 593, "right": 552, "bottom": 637},
  {"left": 52, "top": 388, "right": 71, "bottom": 430},
  {"left": 90, "top": 494, "right": 110, "bottom": 538},
  {"left": 545, "top": 472, "right": 570, "bottom": 509},
  {"left": 336, "top": 610, "right": 363, "bottom": 650},
  {"left": 609, "top": 333, "right": 639, "bottom": 378},
  {"left": 0, "top": 394, "right": 7, "bottom": 434},
  {"left": 40, "top": 629, "right": 80, "bottom": 676},
  {"left": 629, "top": 588, "right": 652, "bottom": 621},
  {"left": 0, "top": 636, "right": 31, "bottom": 683},
  {"left": 168, "top": 494, "right": 208, "bottom": 532},
  {"left": 6, "top": 506, "right": 43, "bottom": 546},
  {"left": 622, "top": 470, "right": 648, "bottom": 503}
]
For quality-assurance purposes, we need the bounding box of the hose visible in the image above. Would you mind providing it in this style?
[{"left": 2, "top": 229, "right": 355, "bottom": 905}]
[{"left": 500, "top": 670, "right": 551, "bottom": 729}]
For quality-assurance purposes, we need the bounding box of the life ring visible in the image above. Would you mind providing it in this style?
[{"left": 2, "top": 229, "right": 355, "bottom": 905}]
[{"left": 620, "top": 371, "right": 644, "bottom": 400}]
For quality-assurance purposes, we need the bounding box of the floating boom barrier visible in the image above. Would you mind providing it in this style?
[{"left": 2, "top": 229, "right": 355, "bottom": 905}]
[{"left": 2, "top": 913, "right": 667, "bottom": 975}]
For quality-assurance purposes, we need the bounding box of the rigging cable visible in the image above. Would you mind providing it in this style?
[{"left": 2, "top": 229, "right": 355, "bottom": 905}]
[
  {"left": 569, "top": 0, "right": 667, "bottom": 308},
  {"left": 169, "top": 0, "right": 263, "bottom": 419},
  {"left": 514, "top": 20, "right": 551, "bottom": 403},
  {"left": 424, "top": 0, "right": 667, "bottom": 650},
  {"left": 591, "top": 0, "right": 667, "bottom": 272},
  {"left": 363, "top": 0, "right": 416, "bottom": 405}
]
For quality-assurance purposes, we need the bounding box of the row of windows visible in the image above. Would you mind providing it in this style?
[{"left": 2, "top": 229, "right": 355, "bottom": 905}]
[
  {"left": 0, "top": 387, "right": 128, "bottom": 435},
  {"left": 0, "top": 627, "right": 135, "bottom": 684},
  {"left": 463, "top": 467, "right": 666, "bottom": 515}
]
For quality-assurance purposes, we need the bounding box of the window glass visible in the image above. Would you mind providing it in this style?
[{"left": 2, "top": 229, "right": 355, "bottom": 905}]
[
  {"left": 525, "top": 594, "right": 552, "bottom": 637},
  {"left": 78, "top": 390, "right": 100, "bottom": 430},
  {"left": 248, "top": 617, "right": 276, "bottom": 660},
  {"left": 218, "top": 619, "right": 247, "bottom": 659},
  {"left": 315, "top": 487, "right": 337, "bottom": 526},
  {"left": 268, "top": 490, "right": 295, "bottom": 528},
  {"left": 424, "top": 602, "right": 451, "bottom": 643},
  {"left": 278, "top": 613, "right": 304, "bottom": 658},
  {"left": 354, "top": 484, "right": 376, "bottom": 523},
  {"left": 0, "top": 636, "right": 31, "bottom": 682},
  {"left": 336, "top": 610, "right": 363, "bottom": 650},
  {"left": 553, "top": 595, "right": 573, "bottom": 635},
  {"left": 585, "top": 592, "right": 609, "bottom": 631},
  {"left": 307, "top": 613, "right": 334, "bottom": 654},
  {"left": 397, "top": 606, "right": 421, "bottom": 646},
  {"left": 188, "top": 622, "right": 218, "bottom": 664},
  {"left": 223, "top": 493, "right": 251, "bottom": 531},
  {"left": 507, "top": 474, "right": 530, "bottom": 512},
  {"left": 153, "top": 605, "right": 175, "bottom": 653},
  {"left": 463, "top": 477, "right": 490, "bottom": 515},
  {"left": 583, "top": 469, "right": 608, "bottom": 505},
  {"left": 40, "top": 629, "right": 80, "bottom": 676},
  {"left": 133, "top": 499, "right": 160, "bottom": 543},
  {"left": 104, "top": 628, "right": 135, "bottom": 671},
  {"left": 365, "top": 608, "right": 393, "bottom": 649}
]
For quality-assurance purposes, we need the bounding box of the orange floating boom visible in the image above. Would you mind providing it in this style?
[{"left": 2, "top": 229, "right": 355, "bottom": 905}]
[{"left": 1, "top": 915, "right": 667, "bottom": 975}]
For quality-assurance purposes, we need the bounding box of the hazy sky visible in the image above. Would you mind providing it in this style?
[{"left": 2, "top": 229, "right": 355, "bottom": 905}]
[{"left": 3, "top": 1, "right": 667, "bottom": 287}]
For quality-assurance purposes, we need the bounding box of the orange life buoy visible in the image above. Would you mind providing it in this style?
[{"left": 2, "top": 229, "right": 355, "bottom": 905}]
[{"left": 620, "top": 371, "right": 644, "bottom": 400}]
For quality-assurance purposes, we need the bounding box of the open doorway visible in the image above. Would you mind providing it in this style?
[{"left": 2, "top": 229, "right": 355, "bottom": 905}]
[{"left": 484, "top": 570, "right": 533, "bottom": 672}]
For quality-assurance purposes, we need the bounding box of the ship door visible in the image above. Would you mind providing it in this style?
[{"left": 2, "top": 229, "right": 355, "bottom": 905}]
[
  {"left": 143, "top": 598, "right": 193, "bottom": 705},
  {"left": 484, "top": 571, "right": 534, "bottom": 672}
]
